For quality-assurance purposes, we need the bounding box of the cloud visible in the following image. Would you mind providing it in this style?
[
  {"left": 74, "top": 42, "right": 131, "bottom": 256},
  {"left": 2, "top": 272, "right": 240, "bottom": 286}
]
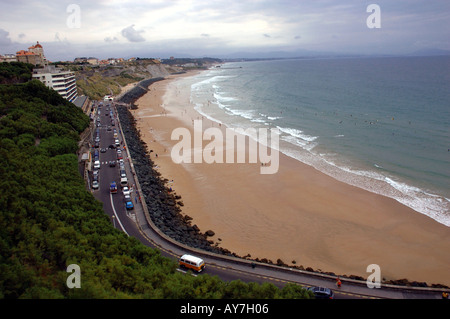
[
  {"left": 0, "top": 28, "right": 13, "bottom": 46},
  {"left": 1, "top": 1, "right": 449, "bottom": 58},
  {"left": 104, "top": 36, "right": 119, "bottom": 43},
  {"left": 121, "top": 25, "right": 145, "bottom": 42},
  {"left": 54, "top": 32, "right": 62, "bottom": 42}
]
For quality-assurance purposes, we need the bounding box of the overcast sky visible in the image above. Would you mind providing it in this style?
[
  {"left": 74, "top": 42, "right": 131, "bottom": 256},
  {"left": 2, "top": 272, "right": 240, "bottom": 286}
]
[{"left": 0, "top": 0, "right": 449, "bottom": 61}]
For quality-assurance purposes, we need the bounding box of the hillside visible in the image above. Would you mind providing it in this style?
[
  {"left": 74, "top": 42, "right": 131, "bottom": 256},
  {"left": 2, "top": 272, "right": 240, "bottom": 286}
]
[
  {"left": 70, "top": 58, "right": 222, "bottom": 101},
  {"left": 56, "top": 60, "right": 176, "bottom": 101}
]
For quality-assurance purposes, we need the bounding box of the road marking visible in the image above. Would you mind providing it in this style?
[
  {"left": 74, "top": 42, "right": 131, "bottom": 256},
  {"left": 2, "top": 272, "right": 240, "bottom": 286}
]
[
  {"left": 176, "top": 268, "right": 198, "bottom": 277},
  {"left": 110, "top": 193, "right": 129, "bottom": 236}
]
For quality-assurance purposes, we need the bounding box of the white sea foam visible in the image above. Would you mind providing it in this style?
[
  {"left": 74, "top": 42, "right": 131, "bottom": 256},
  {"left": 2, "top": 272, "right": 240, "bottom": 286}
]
[
  {"left": 213, "top": 92, "right": 238, "bottom": 103},
  {"left": 193, "top": 102, "right": 223, "bottom": 124},
  {"left": 279, "top": 145, "right": 450, "bottom": 227},
  {"left": 191, "top": 75, "right": 236, "bottom": 91},
  {"left": 276, "top": 126, "right": 318, "bottom": 142},
  {"left": 281, "top": 135, "right": 317, "bottom": 152},
  {"left": 384, "top": 178, "right": 450, "bottom": 226}
]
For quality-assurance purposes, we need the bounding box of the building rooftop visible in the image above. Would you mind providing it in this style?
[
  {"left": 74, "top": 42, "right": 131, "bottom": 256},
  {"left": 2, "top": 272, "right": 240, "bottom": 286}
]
[
  {"left": 28, "top": 41, "right": 43, "bottom": 49},
  {"left": 73, "top": 96, "right": 88, "bottom": 108}
]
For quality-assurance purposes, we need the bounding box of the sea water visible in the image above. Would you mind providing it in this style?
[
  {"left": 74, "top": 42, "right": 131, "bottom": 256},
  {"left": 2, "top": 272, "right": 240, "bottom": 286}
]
[{"left": 183, "top": 56, "right": 450, "bottom": 226}]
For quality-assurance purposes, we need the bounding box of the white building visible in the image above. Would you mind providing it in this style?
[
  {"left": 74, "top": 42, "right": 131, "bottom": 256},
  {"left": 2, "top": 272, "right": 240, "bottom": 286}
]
[
  {"left": 32, "top": 66, "right": 78, "bottom": 102},
  {"left": 87, "top": 57, "right": 98, "bottom": 65},
  {"left": 0, "top": 54, "right": 18, "bottom": 63}
]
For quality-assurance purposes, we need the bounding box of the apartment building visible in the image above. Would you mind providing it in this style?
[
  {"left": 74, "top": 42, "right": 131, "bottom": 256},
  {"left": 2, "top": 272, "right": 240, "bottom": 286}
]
[{"left": 32, "top": 66, "right": 78, "bottom": 102}]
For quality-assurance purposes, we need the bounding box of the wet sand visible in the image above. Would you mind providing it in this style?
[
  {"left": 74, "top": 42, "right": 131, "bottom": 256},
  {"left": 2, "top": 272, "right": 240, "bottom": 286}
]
[{"left": 130, "top": 71, "right": 450, "bottom": 286}]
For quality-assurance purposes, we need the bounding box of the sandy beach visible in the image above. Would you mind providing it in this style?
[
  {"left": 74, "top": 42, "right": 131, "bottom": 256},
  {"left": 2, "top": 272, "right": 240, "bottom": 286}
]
[{"left": 130, "top": 71, "right": 450, "bottom": 286}]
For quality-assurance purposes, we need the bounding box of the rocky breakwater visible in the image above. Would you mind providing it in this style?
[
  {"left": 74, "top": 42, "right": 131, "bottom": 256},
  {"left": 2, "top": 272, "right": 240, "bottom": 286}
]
[
  {"left": 117, "top": 77, "right": 164, "bottom": 106},
  {"left": 115, "top": 98, "right": 234, "bottom": 256}
]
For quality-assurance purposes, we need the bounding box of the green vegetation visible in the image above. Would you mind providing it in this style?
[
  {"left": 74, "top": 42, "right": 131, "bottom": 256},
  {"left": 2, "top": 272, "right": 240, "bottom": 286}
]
[
  {"left": 0, "top": 63, "right": 312, "bottom": 299},
  {"left": 76, "top": 73, "right": 141, "bottom": 101},
  {"left": 73, "top": 60, "right": 159, "bottom": 100},
  {"left": 0, "top": 62, "right": 34, "bottom": 84}
]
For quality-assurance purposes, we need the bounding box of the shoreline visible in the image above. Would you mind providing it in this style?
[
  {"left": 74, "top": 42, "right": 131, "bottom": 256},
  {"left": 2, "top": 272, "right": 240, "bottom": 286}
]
[{"left": 129, "top": 70, "right": 450, "bottom": 287}]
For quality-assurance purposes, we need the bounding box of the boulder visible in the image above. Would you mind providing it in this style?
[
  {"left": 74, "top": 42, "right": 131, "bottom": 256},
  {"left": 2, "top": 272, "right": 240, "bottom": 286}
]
[{"left": 205, "top": 230, "right": 215, "bottom": 237}]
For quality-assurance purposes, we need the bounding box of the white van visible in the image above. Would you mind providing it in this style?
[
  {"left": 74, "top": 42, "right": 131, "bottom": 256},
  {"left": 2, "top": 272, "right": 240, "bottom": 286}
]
[
  {"left": 179, "top": 254, "right": 205, "bottom": 273},
  {"left": 120, "top": 176, "right": 128, "bottom": 186}
]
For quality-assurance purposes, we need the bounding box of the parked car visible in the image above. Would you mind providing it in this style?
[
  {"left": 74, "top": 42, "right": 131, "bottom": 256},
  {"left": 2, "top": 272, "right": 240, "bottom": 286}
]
[
  {"left": 125, "top": 195, "right": 134, "bottom": 210},
  {"left": 122, "top": 186, "right": 130, "bottom": 196},
  {"left": 115, "top": 139, "right": 120, "bottom": 147},
  {"left": 92, "top": 180, "right": 99, "bottom": 189},
  {"left": 94, "top": 160, "right": 100, "bottom": 169},
  {"left": 307, "top": 287, "right": 334, "bottom": 299}
]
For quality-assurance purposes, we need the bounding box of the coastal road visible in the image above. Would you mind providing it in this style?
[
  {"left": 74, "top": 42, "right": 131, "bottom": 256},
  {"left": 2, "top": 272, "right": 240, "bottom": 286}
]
[
  {"left": 89, "top": 102, "right": 141, "bottom": 237},
  {"left": 88, "top": 100, "right": 446, "bottom": 300}
]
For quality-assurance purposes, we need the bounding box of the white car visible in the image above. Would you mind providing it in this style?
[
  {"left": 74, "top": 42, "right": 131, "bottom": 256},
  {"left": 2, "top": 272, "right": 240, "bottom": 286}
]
[
  {"left": 92, "top": 180, "right": 99, "bottom": 189},
  {"left": 115, "top": 139, "right": 120, "bottom": 147},
  {"left": 122, "top": 186, "right": 130, "bottom": 196},
  {"left": 94, "top": 160, "right": 100, "bottom": 169}
]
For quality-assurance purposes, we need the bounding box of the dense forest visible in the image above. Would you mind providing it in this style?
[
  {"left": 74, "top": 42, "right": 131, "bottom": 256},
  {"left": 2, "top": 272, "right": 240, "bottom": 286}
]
[
  {"left": 0, "top": 62, "right": 34, "bottom": 84},
  {"left": 0, "top": 63, "right": 313, "bottom": 299}
]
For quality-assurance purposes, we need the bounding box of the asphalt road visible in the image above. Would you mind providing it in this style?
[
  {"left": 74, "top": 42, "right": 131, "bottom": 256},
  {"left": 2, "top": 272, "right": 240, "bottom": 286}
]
[{"left": 87, "top": 100, "right": 447, "bottom": 300}]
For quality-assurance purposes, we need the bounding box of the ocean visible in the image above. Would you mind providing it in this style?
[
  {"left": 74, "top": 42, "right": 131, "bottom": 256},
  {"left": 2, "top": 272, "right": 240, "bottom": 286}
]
[{"left": 181, "top": 56, "right": 450, "bottom": 226}]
